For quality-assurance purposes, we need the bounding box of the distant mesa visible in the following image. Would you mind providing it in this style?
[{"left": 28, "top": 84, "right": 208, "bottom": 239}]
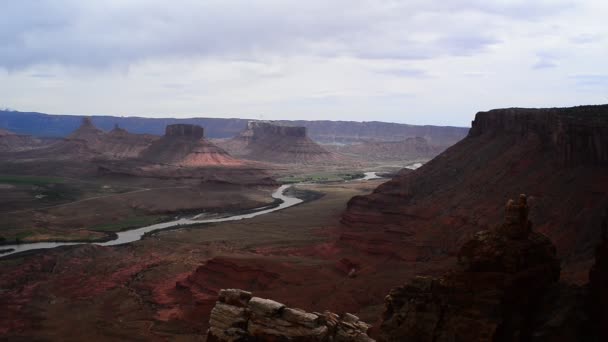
[
  {"left": 139, "top": 123, "right": 242, "bottom": 167},
  {"left": 327, "top": 136, "right": 444, "bottom": 162},
  {"left": 217, "top": 121, "right": 345, "bottom": 164},
  {"left": 0, "top": 127, "right": 58, "bottom": 153},
  {"left": 165, "top": 124, "right": 205, "bottom": 139},
  {"left": 65, "top": 118, "right": 157, "bottom": 159}
]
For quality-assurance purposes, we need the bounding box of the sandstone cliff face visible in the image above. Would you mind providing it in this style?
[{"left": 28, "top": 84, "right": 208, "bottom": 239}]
[
  {"left": 342, "top": 105, "right": 608, "bottom": 282},
  {"left": 218, "top": 121, "right": 345, "bottom": 165},
  {"left": 165, "top": 124, "right": 205, "bottom": 138},
  {"left": 378, "top": 195, "right": 561, "bottom": 341},
  {"left": 206, "top": 289, "right": 373, "bottom": 342},
  {"left": 469, "top": 106, "right": 608, "bottom": 166}
]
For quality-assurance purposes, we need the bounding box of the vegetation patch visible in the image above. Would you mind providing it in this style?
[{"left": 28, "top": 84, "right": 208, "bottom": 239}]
[
  {"left": 278, "top": 172, "right": 365, "bottom": 184},
  {"left": 90, "top": 215, "right": 170, "bottom": 232}
]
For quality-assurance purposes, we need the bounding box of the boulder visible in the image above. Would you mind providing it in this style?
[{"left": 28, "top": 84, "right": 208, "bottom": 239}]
[{"left": 206, "top": 290, "right": 373, "bottom": 341}]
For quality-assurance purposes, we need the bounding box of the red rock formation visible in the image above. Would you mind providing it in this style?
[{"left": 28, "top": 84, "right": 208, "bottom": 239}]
[
  {"left": 139, "top": 124, "right": 242, "bottom": 167},
  {"left": 218, "top": 121, "right": 346, "bottom": 165},
  {"left": 378, "top": 195, "right": 561, "bottom": 341},
  {"left": 0, "top": 128, "right": 56, "bottom": 152},
  {"left": 342, "top": 105, "right": 608, "bottom": 282},
  {"left": 8, "top": 119, "right": 158, "bottom": 160}
]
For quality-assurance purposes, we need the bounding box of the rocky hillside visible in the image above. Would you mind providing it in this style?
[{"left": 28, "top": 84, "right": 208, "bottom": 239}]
[
  {"left": 0, "top": 128, "right": 56, "bottom": 152},
  {"left": 0, "top": 110, "right": 468, "bottom": 145},
  {"left": 342, "top": 105, "right": 608, "bottom": 282},
  {"left": 217, "top": 121, "right": 344, "bottom": 164},
  {"left": 139, "top": 124, "right": 242, "bottom": 167},
  {"left": 377, "top": 196, "right": 593, "bottom": 341},
  {"left": 327, "top": 137, "right": 444, "bottom": 162},
  {"left": 68, "top": 119, "right": 158, "bottom": 159}
]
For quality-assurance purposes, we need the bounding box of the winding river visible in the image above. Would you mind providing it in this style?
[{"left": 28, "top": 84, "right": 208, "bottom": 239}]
[{"left": 1, "top": 172, "right": 386, "bottom": 258}]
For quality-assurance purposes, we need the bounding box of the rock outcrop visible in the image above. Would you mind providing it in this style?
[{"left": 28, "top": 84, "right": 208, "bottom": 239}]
[
  {"left": 217, "top": 121, "right": 345, "bottom": 165},
  {"left": 469, "top": 106, "right": 608, "bottom": 166},
  {"left": 139, "top": 124, "right": 242, "bottom": 167},
  {"left": 10, "top": 119, "right": 158, "bottom": 160},
  {"left": 378, "top": 195, "right": 561, "bottom": 341},
  {"left": 342, "top": 105, "right": 608, "bottom": 282},
  {"left": 0, "top": 128, "right": 56, "bottom": 152},
  {"left": 206, "top": 289, "right": 374, "bottom": 342}
]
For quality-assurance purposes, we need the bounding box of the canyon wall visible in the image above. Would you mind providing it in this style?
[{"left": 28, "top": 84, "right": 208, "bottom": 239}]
[
  {"left": 469, "top": 106, "right": 608, "bottom": 166},
  {"left": 342, "top": 105, "right": 608, "bottom": 282}
]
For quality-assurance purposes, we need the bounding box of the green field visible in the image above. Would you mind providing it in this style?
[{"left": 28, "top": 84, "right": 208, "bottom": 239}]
[
  {"left": 90, "top": 215, "right": 170, "bottom": 232},
  {"left": 277, "top": 172, "right": 365, "bottom": 184}
]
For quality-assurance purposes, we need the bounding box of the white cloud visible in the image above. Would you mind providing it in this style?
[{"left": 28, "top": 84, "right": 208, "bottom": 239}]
[{"left": 0, "top": 0, "right": 606, "bottom": 126}]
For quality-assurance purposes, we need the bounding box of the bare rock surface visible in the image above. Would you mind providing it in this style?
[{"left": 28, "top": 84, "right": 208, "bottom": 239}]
[
  {"left": 206, "top": 289, "right": 374, "bottom": 341},
  {"left": 378, "top": 195, "right": 561, "bottom": 341},
  {"left": 139, "top": 124, "right": 242, "bottom": 167},
  {"left": 218, "top": 121, "right": 346, "bottom": 165},
  {"left": 342, "top": 105, "right": 608, "bottom": 282}
]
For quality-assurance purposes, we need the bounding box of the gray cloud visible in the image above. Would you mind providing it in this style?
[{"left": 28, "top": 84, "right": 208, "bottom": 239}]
[{"left": 0, "top": 0, "right": 574, "bottom": 70}]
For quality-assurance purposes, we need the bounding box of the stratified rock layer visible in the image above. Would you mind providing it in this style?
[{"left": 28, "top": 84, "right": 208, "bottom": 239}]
[
  {"left": 206, "top": 289, "right": 374, "bottom": 342},
  {"left": 342, "top": 105, "right": 608, "bottom": 281},
  {"left": 139, "top": 124, "right": 242, "bottom": 167},
  {"left": 378, "top": 195, "right": 561, "bottom": 341},
  {"left": 218, "top": 121, "right": 344, "bottom": 164}
]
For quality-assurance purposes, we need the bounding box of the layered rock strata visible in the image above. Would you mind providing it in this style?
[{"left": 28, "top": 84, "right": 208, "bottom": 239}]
[
  {"left": 378, "top": 195, "right": 561, "bottom": 341},
  {"left": 342, "top": 105, "right": 608, "bottom": 280},
  {"left": 218, "top": 121, "right": 343, "bottom": 164},
  {"left": 206, "top": 289, "right": 374, "bottom": 342},
  {"left": 139, "top": 124, "right": 242, "bottom": 167}
]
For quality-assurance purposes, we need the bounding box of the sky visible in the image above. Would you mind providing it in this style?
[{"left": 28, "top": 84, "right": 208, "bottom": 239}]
[{"left": 0, "top": 0, "right": 607, "bottom": 127}]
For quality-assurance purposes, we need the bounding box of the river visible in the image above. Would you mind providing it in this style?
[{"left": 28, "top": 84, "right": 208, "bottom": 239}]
[{"left": 0, "top": 172, "right": 387, "bottom": 258}]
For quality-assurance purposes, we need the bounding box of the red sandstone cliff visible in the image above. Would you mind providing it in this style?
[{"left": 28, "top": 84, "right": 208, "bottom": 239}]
[{"left": 342, "top": 105, "right": 608, "bottom": 282}]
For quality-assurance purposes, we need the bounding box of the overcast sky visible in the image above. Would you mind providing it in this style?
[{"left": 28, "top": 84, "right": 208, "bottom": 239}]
[{"left": 1, "top": 0, "right": 606, "bottom": 126}]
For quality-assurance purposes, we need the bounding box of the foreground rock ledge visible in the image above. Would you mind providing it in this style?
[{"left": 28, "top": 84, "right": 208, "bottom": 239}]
[{"left": 206, "top": 288, "right": 374, "bottom": 341}]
